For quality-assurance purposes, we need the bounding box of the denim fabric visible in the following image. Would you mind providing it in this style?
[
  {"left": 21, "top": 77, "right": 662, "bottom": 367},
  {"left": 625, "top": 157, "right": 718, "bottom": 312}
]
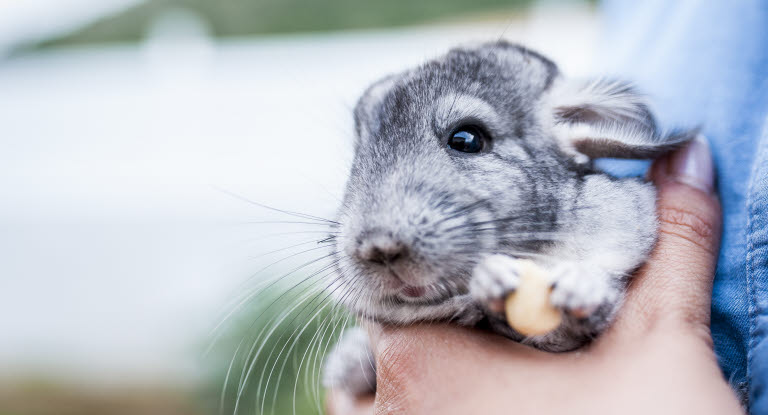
[
  {"left": 748, "top": 119, "right": 768, "bottom": 413},
  {"left": 598, "top": 0, "right": 768, "bottom": 411}
]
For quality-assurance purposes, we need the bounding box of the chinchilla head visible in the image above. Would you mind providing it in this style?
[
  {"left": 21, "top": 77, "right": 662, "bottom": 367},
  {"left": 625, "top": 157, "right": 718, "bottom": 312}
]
[{"left": 329, "top": 41, "right": 687, "bottom": 322}]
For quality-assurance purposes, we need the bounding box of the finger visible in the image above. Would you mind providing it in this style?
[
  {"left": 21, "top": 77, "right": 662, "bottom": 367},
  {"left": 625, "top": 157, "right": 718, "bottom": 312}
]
[
  {"left": 367, "top": 323, "right": 458, "bottom": 413},
  {"left": 367, "top": 324, "right": 471, "bottom": 413},
  {"left": 613, "top": 136, "right": 721, "bottom": 339},
  {"left": 366, "top": 323, "right": 555, "bottom": 414}
]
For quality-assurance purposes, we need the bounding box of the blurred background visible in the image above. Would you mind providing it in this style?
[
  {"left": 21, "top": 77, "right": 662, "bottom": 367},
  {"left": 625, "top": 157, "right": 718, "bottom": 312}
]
[{"left": 0, "top": 0, "right": 598, "bottom": 413}]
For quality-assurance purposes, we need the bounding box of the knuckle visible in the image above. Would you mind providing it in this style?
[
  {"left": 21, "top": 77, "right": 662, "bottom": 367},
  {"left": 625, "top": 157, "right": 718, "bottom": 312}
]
[
  {"left": 377, "top": 330, "right": 419, "bottom": 369},
  {"left": 373, "top": 334, "right": 421, "bottom": 412},
  {"left": 688, "top": 321, "right": 716, "bottom": 351},
  {"left": 657, "top": 205, "right": 717, "bottom": 254}
]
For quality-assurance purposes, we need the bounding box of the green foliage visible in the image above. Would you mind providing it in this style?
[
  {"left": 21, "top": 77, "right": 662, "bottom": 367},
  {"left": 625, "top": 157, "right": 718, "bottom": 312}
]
[{"left": 39, "top": 0, "right": 533, "bottom": 48}]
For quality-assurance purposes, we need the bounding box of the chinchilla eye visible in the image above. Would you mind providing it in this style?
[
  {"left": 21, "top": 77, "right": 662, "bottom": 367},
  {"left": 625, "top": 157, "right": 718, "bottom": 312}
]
[{"left": 448, "top": 126, "right": 487, "bottom": 153}]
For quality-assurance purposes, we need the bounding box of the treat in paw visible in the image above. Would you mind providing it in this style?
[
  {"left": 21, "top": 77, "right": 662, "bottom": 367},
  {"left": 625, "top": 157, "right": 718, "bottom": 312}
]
[
  {"left": 470, "top": 254, "right": 523, "bottom": 314},
  {"left": 502, "top": 259, "right": 562, "bottom": 336}
]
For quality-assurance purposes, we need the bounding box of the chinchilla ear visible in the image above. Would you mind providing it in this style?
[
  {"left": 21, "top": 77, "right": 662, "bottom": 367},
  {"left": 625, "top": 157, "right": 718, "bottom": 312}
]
[
  {"left": 547, "top": 78, "right": 693, "bottom": 160},
  {"left": 353, "top": 74, "right": 399, "bottom": 143}
]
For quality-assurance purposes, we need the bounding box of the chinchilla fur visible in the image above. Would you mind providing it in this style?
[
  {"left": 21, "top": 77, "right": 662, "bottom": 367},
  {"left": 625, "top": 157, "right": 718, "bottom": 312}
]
[{"left": 321, "top": 41, "right": 692, "bottom": 395}]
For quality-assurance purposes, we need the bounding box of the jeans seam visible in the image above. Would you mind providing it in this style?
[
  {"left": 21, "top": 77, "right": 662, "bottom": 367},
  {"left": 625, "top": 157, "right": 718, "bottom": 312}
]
[{"left": 746, "top": 115, "right": 768, "bottom": 409}]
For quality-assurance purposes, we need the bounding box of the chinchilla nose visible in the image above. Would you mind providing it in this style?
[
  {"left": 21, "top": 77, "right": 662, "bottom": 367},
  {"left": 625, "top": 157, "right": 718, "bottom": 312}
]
[{"left": 357, "top": 230, "right": 409, "bottom": 265}]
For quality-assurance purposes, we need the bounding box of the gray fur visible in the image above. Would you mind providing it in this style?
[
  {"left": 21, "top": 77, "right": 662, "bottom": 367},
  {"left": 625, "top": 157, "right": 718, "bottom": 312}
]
[{"left": 322, "top": 41, "right": 692, "bottom": 394}]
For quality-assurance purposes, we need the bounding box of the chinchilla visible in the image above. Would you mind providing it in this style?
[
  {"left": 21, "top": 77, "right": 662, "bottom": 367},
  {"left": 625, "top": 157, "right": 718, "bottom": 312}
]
[{"left": 321, "top": 40, "right": 693, "bottom": 395}]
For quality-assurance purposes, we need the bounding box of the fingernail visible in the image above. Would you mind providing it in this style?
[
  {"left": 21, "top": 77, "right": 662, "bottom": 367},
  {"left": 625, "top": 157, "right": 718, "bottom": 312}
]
[{"left": 669, "top": 135, "right": 714, "bottom": 193}]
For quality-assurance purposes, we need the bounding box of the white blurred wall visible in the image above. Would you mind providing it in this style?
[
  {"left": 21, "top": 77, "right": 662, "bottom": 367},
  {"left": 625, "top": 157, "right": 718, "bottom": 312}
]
[{"left": 0, "top": 4, "right": 597, "bottom": 385}]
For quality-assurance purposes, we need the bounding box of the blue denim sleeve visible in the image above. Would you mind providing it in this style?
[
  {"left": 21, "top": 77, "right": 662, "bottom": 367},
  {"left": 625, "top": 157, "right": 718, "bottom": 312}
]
[
  {"left": 598, "top": 1, "right": 768, "bottom": 411},
  {"left": 749, "top": 118, "right": 768, "bottom": 414}
]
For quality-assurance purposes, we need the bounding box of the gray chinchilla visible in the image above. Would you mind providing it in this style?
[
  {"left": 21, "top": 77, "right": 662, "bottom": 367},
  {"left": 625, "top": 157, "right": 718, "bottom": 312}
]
[{"left": 321, "top": 41, "right": 693, "bottom": 395}]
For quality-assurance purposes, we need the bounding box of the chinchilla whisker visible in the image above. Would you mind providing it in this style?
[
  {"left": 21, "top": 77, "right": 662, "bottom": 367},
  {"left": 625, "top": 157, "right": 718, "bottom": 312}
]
[
  {"left": 248, "top": 230, "right": 341, "bottom": 241},
  {"left": 497, "top": 249, "right": 551, "bottom": 259},
  {"left": 245, "top": 241, "right": 334, "bottom": 262},
  {"left": 307, "top": 324, "right": 331, "bottom": 410},
  {"left": 295, "top": 306, "right": 338, "bottom": 412},
  {"left": 312, "top": 302, "right": 354, "bottom": 408},
  {"left": 265, "top": 299, "right": 334, "bottom": 414},
  {"left": 254, "top": 274, "right": 359, "bottom": 413},
  {"left": 219, "top": 340, "right": 243, "bottom": 415},
  {"left": 291, "top": 278, "right": 365, "bottom": 414},
  {"left": 504, "top": 231, "right": 572, "bottom": 240},
  {"left": 225, "top": 253, "right": 340, "bottom": 321},
  {"left": 441, "top": 214, "right": 538, "bottom": 232},
  {"left": 238, "top": 245, "right": 339, "bottom": 293},
  {"left": 240, "top": 230, "right": 342, "bottom": 244},
  {"left": 302, "top": 317, "right": 331, "bottom": 408},
  {"left": 444, "top": 213, "right": 571, "bottom": 230},
  {"left": 207, "top": 257, "right": 341, "bottom": 355},
  {"left": 301, "top": 322, "right": 332, "bottom": 412},
  {"left": 292, "top": 309, "right": 349, "bottom": 414},
  {"left": 248, "top": 238, "right": 331, "bottom": 262},
  {"left": 442, "top": 203, "right": 597, "bottom": 232},
  {"left": 213, "top": 185, "right": 340, "bottom": 225},
  {"left": 241, "top": 271, "right": 349, "bottom": 412},
  {"left": 317, "top": 235, "right": 337, "bottom": 244},
  {"left": 430, "top": 193, "right": 455, "bottom": 210},
  {"left": 444, "top": 218, "right": 576, "bottom": 233},
  {"left": 445, "top": 247, "right": 551, "bottom": 260},
  {"left": 435, "top": 199, "right": 490, "bottom": 224},
  {"left": 317, "top": 310, "right": 352, "bottom": 407},
  {"left": 306, "top": 283, "right": 363, "bottom": 409},
  {"left": 214, "top": 289, "right": 336, "bottom": 407},
  {"left": 237, "top": 220, "right": 340, "bottom": 227},
  {"left": 247, "top": 290, "right": 344, "bottom": 412},
  {"left": 469, "top": 228, "right": 569, "bottom": 240},
  {"left": 211, "top": 250, "right": 338, "bottom": 333},
  {"left": 230, "top": 284, "right": 325, "bottom": 415},
  {"left": 244, "top": 259, "right": 344, "bottom": 332}
]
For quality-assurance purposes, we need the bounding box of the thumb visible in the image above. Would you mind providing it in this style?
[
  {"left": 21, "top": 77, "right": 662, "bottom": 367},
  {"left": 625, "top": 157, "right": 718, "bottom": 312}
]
[{"left": 614, "top": 136, "right": 722, "bottom": 339}]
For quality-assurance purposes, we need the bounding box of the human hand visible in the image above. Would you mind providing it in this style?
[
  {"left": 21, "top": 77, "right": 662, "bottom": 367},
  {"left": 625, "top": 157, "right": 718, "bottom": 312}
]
[{"left": 327, "top": 138, "right": 743, "bottom": 415}]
